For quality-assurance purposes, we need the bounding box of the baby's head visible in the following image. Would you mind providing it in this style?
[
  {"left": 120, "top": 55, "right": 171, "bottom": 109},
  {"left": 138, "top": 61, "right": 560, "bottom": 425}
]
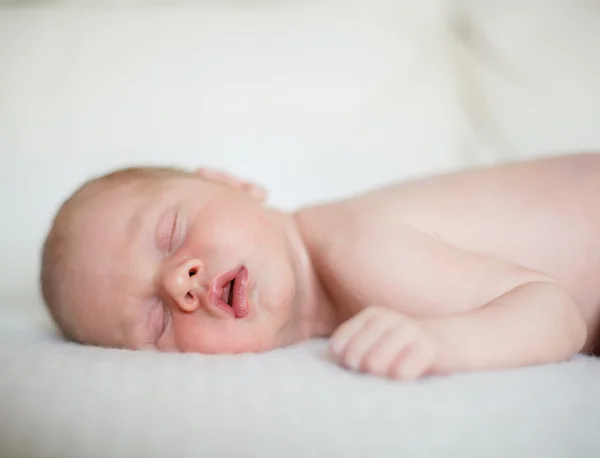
[{"left": 41, "top": 166, "right": 309, "bottom": 354}]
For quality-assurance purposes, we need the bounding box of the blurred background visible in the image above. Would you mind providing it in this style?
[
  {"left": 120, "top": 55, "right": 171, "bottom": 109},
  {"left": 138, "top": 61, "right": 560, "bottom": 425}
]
[{"left": 1, "top": 0, "right": 599, "bottom": 306}]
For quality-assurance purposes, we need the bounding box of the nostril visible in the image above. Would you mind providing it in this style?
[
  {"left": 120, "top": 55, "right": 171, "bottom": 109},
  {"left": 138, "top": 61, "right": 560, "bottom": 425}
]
[
  {"left": 186, "top": 292, "right": 193, "bottom": 301},
  {"left": 189, "top": 267, "right": 198, "bottom": 277}
]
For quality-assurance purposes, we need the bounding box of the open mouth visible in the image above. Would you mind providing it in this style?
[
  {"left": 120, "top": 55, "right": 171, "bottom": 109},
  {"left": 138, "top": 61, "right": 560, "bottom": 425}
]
[
  {"left": 222, "top": 279, "right": 235, "bottom": 307},
  {"left": 212, "top": 266, "right": 249, "bottom": 318}
]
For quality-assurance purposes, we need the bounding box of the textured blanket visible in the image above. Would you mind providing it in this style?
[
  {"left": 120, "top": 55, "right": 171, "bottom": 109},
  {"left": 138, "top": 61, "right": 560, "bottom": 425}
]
[{"left": 1, "top": 299, "right": 599, "bottom": 458}]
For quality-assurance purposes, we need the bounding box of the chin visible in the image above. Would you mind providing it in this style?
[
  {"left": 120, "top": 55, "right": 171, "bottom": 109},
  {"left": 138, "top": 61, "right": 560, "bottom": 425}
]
[
  {"left": 232, "top": 334, "right": 284, "bottom": 354},
  {"left": 179, "top": 333, "right": 281, "bottom": 355},
  {"left": 229, "top": 340, "right": 280, "bottom": 354},
  {"left": 195, "top": 342, "right": 279, "bottom": 355}
]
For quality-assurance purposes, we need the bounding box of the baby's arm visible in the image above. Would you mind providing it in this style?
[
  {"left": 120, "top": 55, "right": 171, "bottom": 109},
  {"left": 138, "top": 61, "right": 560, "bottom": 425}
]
[
  {"left": 330, "top": 228, "right": 587, "bottom": 379},
  {"left": 423, "top": 279, "right": 586, "bottom": 374}
]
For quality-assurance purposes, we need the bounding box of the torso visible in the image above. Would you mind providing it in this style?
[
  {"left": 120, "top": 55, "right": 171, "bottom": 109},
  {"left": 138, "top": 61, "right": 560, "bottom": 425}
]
[{"left": 297, "top": 153, "right": 600, "bottom": 352}]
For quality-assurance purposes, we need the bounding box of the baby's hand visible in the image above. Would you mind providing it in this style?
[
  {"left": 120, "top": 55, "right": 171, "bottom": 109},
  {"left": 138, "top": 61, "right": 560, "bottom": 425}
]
[{"left": 330, "top": 306, "right": 441, "bottom": 381}]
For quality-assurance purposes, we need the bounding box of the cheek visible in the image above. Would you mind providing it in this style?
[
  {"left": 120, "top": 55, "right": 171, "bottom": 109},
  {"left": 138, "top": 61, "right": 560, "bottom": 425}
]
[
  {"left": 171, "top": 316, "right": 280, "bottom": 354},
  {"left": 190, "top": 204, "right": 277, "bottom": 249},
  {"left": 254, "top": 264, "right": 297, "bottom": 319}
]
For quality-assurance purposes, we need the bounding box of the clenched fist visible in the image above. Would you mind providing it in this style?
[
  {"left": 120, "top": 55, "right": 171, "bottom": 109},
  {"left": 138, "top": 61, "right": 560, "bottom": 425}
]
[{"left": 330, "top": 306, "right": 442, "bottom": 381}]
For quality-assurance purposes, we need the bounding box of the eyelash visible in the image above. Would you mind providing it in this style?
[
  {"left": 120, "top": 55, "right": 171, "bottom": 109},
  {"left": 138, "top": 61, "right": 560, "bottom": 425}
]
[{"left": 168, "top": 213, "right": 178, "bottom": 252}]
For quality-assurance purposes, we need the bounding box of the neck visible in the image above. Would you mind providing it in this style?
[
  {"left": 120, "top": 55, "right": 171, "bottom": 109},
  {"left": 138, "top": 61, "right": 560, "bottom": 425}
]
[{"left": 274, "top": 208, "right": 340, "bottom": 346}]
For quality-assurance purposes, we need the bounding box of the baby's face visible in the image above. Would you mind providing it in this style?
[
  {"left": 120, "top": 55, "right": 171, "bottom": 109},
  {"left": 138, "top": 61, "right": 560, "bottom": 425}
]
[{"left": 67, "top": 172, "right": 301, "bottom": 354}]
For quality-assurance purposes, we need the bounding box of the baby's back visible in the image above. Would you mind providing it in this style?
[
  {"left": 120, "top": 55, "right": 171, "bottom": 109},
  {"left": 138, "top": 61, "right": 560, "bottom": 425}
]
[{"left": 299, "top": 153, "right": 600, "bottom": 338}]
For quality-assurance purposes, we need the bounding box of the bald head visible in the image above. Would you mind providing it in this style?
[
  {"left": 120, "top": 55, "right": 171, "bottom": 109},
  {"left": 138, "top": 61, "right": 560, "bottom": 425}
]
[{"left": 40, "top": 166, "right": 187, "bottom": 343}]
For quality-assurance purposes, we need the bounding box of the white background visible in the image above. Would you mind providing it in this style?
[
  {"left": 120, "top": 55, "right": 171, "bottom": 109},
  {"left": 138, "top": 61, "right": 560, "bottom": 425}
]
[{"left": 1, "top": 0, "right": 600, "bottom": 302}]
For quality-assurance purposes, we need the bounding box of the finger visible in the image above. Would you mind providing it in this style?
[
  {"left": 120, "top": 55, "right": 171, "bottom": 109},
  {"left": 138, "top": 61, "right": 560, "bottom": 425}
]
[
  {"left": 391, "top": 339, "right": 436, "bottom": 381},
  {"left": 342, "top": 316, "right": 396, "bottom": 372},
  {"left": 330, "top": 307, "right": 385, "bottom": 356},
  {"left": 363, "top": 321, "right": 418, "bottom": 377}
]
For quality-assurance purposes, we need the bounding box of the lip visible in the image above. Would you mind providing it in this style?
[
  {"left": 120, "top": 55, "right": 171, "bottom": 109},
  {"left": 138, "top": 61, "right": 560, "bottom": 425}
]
[{"left": 209, "top": 266, "right": 250, "bottom": 318}]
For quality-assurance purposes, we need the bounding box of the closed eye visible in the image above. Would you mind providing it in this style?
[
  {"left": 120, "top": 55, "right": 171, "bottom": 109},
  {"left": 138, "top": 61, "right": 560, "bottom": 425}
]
[
  {"left": 168, "top": 212, "right": 178, "bottom": 252},
  {"left": 156, "top": 206, "right": 179, "bottom": 253}
]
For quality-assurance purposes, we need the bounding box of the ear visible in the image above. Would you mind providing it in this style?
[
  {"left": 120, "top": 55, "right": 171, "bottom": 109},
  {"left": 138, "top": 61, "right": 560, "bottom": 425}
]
[{"left": 193, "top": 167, "right": 268, "bottom": 202}]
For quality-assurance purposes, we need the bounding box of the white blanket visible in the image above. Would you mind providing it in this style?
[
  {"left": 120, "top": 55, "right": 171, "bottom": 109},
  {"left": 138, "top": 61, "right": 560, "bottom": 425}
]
[{"left": 1, "top": 298, "right": 599, "bottom": 458}]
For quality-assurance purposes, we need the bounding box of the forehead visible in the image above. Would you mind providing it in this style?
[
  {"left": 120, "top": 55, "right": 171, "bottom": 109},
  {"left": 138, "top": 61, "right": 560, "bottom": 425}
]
[{"left": 77, "top": 178, "right": 156, "bottom": 249}]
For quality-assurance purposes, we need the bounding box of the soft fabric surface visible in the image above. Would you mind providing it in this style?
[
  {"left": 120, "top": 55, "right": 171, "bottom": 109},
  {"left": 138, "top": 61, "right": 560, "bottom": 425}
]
[{"left": 1, "top": 299, "right": 599, "bottom": 458}]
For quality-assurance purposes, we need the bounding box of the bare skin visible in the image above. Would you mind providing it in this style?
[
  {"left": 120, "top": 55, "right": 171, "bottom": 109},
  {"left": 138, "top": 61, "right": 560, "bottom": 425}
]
[
  {"left": 48, "top": 153, "right": 600, "bottom": 381},
  {"left": 298, "top": 153, "right": 598, "bottom": 379}
]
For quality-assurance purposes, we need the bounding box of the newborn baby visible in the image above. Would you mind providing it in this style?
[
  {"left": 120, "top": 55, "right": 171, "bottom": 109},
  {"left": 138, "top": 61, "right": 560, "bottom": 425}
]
[{"left": 41, "top": 153, "right": 600, "bottom": 381}]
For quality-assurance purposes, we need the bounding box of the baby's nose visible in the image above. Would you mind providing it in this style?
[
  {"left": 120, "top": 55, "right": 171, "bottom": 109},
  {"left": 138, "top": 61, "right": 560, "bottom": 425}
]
[{"left": 164, "top": 258, "right": 205, "bottom": 312}]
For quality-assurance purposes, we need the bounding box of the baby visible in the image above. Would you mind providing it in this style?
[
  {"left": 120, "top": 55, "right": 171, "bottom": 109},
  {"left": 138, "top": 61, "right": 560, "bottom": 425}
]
[{"left": 40, "top": 153, "right": 600, "bottom": 381}]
